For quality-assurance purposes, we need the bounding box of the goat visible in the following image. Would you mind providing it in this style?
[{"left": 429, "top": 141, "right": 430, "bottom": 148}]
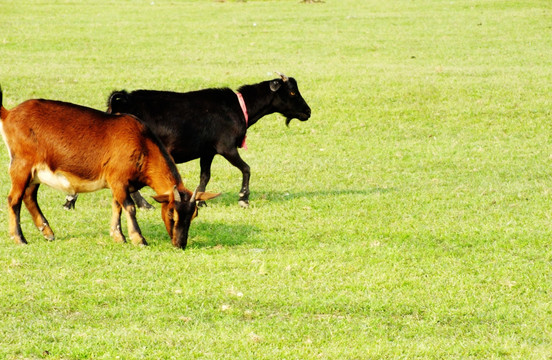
[
  {"left": 0, "top": 87, "right": 219, "bottom": 249},
  {"left": 64, "top": 73, "right": 311, "bottom": 210}
]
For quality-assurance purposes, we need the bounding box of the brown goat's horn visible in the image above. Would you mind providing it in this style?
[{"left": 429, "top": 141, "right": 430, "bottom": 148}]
[
  {"left": 275, "top": 71, "right": 289, "bottom": 82},
  {"left": 190, "top": 187, "right": 199, "bottom": 203}
]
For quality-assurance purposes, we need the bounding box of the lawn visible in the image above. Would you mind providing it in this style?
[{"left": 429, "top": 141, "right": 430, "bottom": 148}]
[{"left": 1, "top": 0, "right": 552, "bottom": 359}]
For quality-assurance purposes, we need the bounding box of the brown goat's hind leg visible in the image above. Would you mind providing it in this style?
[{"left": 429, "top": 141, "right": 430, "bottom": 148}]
[
  {"left": 110, "top": 198, "right": 126, "bottom": 243},
  {"left": 7, "top": 198, "right": 26, "bottom": 244},
  {"left": 23, "top": 184, "right": 54, "bottom": 241},
  {"left": 7, "top": 167, "right": 31, "bottom": 244}
]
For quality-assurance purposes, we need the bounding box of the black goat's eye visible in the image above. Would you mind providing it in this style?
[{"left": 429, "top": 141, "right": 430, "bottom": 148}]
[{"left": 290, "top": 91, "right": 296, "bottom": 96}]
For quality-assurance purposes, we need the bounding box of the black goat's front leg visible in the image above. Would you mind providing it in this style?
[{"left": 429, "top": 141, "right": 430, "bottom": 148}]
[
  {"left": 130, "top": 191, "right": 154, "bottom": 210},
  {"left": 64, "top": 192, "right": 152, "bottom": 210},
  {"left": 222, "top": 148, "right": 251, "bottom": 208},
  {"left": 197, "top": 154, "right": 215, "bottom": 207}
]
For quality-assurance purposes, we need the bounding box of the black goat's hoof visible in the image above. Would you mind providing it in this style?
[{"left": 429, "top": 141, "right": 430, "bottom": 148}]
[
  {"left": 137, "top": 201, "right": 155, "bottom": 210},
  {"left": 238, "top": 200, "right": 249, "bottom": 208},
  {"left": 198, "top": 201, "right": 207, "bottom": 208},
  {"left": 63, "top": 201, "right": 75, "bottom": 211}
]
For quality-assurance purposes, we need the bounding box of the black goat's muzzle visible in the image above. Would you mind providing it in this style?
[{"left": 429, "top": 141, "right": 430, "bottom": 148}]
[
  {"left": 299, "top": 111, "right": 311, "bottom": 121},
  {"left": 285, "top": 108, "right": 311, "bottom": 126}
]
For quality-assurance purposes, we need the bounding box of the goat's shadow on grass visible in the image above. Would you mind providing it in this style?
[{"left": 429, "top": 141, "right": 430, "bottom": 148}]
[
  {"left": 47, "top": 187, "right": 390, "bottom": 248},
  {"left": 56, "top": 221, "right": 260, "bottom": 249},
  {"left": 213, "top": 187, "right": 395, "bottom": 206},
  {"left": 186, "top": 221, "right": 260, "bottom": 249}
]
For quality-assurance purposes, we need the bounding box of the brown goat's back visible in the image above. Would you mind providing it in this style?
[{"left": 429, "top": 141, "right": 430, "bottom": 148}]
[{"left": 2, "top": 99, "right": 150, "bottom": 189}]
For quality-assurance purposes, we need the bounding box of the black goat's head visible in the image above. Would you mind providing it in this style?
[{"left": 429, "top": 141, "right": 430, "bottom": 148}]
[{"left": 270, "top": 73, "right": 311, "bottom": 126}]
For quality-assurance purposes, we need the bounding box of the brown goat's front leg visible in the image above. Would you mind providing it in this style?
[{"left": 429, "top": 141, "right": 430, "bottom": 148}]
[
  {"left": 110, "top": 198, "right": 126, "bottom": 243},
  {"left": 112, "top": 188, "right": 147, "bottom": 246},
  {"left": 222, "top": 148, "right": 251, "bottom": 208},
  {"left": 23, "top": 184, "right": 54, "bottom": 241},
  {"left": 123, "top": 198, "right": 147, "bottom": 246}
]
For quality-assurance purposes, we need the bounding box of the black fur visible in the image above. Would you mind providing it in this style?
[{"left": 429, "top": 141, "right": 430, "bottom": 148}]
[{"left": 70, "top": 76, "right": 311, "bottom": 209}]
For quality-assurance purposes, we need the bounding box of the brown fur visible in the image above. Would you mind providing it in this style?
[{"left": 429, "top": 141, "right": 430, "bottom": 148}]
[{"left": 0, "top": 93, "right": 219, "bottom": 248}]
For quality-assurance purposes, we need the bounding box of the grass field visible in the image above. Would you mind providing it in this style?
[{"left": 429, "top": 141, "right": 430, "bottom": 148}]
[{"left": 1, "top": 0, "right": 552, "bottom": 358}]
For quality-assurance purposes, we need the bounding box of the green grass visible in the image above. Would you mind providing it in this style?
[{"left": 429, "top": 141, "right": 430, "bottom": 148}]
[{"left": 1, "top": 0, "right": 552, "bottom": 358}]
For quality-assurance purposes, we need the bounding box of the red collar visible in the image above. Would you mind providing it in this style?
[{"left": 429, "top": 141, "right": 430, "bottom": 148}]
[{"left": 236, "top": 92, "right": 248, "bottom": 149}]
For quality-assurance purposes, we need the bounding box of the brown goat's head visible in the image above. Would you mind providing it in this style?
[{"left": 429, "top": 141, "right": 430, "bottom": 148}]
[{"left": 153, "top": 187, "right": 220, "bottom": 249}]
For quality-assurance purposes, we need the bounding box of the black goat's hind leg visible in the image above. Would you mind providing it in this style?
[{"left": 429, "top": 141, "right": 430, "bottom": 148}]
[
  {"left": 63, "top": 194, "right": 78, "bottom": 210},
  {"left": 197, "top": 154, "right": 215, "bottom": 207},
  {"left": 131, "top": 191, "right": 154, "bottom": 210}
]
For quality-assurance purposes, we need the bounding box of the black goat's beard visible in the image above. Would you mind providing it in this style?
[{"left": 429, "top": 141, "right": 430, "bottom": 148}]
[{"left": 285, "top": 117, "right": 292, "bottom": 127}]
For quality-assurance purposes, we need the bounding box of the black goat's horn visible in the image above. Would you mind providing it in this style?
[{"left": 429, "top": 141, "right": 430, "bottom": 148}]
[{"left": 275, "top": 71, "right": 289, "bottom": 82}]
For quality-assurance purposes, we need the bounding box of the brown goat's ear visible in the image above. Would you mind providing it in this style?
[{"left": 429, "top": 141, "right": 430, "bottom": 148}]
[
  {"left": 173, "top": 186, "right": 181, "bottom": 203},
  {"left": 152, "top": 194, "right": 170, "bottom": 204},
  {"left": 195, "top": 192, "right": 221, "bottom": 201},
  {"left": 270, "top": 80, "right": 281, "bottom": 92}
]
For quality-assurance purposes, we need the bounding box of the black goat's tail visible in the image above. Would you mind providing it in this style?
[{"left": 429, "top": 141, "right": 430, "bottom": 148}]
[{"left": 106, "top": 90, "right": 129, "bottom": 114}]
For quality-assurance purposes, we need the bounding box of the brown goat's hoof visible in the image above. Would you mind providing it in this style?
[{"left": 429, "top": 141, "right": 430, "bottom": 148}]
[
  {"left": 44, "top": 234, "right": 55, "bottom": 241},
  {"left": 41, "top": 225, "right": 55, "bottom": 241},
  {"left": 238, "top": 200, "right": 249, "bottom": 208},
  {"left": 12, "top": 236, "right": 28, "bottom": 245},
  {"left": 111, "top": 232, "right": 126, "bottom": 244},
  {"left": 172, "top": 242, "right": 187, "bottom": 250},
  {"left": 130, "top": 234, "right": 148, "bottom": 246}
]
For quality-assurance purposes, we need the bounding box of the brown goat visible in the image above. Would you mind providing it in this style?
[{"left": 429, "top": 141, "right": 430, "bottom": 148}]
[{"left": 0, "top": 88, "right": 219, "bottom": 249}]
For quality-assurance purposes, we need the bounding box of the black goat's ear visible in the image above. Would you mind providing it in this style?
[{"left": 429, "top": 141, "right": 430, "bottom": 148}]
[{"left": 270, "top": 80, "right": 282, "bottom": 92}]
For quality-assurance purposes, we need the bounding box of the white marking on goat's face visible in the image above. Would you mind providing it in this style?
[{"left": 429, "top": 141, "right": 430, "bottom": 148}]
[{"left": 32, "top": 163, "right": 107, "bottom": 194}]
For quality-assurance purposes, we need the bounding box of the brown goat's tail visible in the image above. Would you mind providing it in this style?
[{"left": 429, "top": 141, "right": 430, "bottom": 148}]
[{"left": 0, "top": 86, "right": 9, "bottom": 120}]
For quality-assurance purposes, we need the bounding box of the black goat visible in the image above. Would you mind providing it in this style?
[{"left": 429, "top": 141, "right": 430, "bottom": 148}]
[{"left": 64, "top": 73, "right": 311, "bottom": 209}]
